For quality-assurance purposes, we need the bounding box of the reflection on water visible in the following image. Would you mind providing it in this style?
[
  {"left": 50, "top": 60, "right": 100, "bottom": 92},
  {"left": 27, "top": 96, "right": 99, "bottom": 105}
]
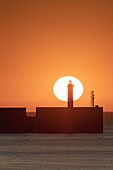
[{"left": 0, "top": 128, "right": 113, "bottom": 170}]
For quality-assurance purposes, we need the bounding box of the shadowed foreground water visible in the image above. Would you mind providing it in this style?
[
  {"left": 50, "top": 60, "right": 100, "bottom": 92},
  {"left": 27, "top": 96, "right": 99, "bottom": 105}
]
[{"left": 0, "top": 127, "right": 113, "bottom": 170}]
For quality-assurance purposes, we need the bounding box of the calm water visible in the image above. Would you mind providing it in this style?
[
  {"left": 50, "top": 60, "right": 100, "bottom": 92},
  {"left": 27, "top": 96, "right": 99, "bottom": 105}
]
[{"left": 0, "top": 127, "right": 113, "bottom": 170}]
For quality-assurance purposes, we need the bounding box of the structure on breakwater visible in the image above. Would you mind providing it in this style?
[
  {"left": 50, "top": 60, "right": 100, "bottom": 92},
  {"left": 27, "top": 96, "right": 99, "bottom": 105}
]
[{"left": 0, "top": 81, "right": 103, "bottom": 133}]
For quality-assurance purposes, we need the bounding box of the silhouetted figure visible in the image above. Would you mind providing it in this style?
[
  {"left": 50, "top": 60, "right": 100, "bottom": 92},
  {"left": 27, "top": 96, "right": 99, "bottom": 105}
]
[{"left": 67, "top": 80, "right": 74, "bottom": 108}]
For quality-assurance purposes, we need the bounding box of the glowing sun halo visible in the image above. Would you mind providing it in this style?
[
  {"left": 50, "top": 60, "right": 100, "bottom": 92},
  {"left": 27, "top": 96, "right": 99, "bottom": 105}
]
[{"left": 53, "top": 76, "right": 84, "bottom": 102}]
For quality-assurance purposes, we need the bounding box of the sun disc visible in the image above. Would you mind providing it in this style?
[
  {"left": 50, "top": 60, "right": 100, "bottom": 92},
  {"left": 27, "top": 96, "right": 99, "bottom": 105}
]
[{"left": 53, "top": 76, "right": 84, "bottom": 101}]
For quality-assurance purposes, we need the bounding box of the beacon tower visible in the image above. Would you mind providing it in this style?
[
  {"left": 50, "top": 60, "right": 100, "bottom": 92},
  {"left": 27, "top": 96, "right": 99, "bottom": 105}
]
[{"left": 67, "top": 80, "right": 74, "bottom": 108}]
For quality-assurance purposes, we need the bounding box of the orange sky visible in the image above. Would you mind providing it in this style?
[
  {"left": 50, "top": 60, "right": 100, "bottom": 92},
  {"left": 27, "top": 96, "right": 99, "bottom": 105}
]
[{"left": 0, "top": 0, "right": 113, "bottom": 112}]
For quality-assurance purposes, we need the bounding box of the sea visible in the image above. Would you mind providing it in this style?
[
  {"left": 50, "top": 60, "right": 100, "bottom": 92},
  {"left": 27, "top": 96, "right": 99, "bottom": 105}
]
[{"left": 0, "top": 113, "right": 113, "bottom": 170}]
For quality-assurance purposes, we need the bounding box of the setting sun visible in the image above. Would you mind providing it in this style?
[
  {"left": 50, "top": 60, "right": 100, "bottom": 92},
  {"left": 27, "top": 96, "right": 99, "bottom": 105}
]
[{"left": 53, "top": 76, "right": 84, "bottom": 102}]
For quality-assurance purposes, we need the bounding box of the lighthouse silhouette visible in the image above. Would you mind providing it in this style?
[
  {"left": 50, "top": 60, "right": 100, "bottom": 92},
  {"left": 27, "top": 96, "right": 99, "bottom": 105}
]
[
  {"left": 36, "top": 79, "right": 103, "bottom": 133},
  {"left": 67, "top": 80, "right": 74, "bottom": 108}
]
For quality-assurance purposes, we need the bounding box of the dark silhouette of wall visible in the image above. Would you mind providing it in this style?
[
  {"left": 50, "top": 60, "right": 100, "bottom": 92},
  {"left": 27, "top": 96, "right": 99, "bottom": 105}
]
[
  {"left": 0, "top": 107, "right": 103, "bottom": 133},
  {"left": 36, "top": 107, "right": 103, "bottom": 133},
  {"left": 0, "top": 108, "right": 35, "bottom": 133}
]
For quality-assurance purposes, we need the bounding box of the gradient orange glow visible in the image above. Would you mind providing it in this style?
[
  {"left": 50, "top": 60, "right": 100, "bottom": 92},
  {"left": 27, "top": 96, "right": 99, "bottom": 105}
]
[{"left": 0, "top": 0, "right": 113, "bottom": 111}]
